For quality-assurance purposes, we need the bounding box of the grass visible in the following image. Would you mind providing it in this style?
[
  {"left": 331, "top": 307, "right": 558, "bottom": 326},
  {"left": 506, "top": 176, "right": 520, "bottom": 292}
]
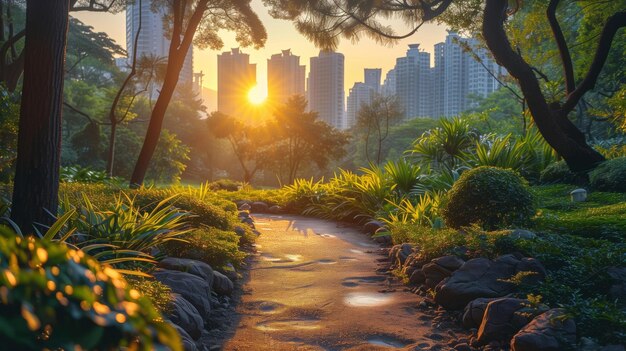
[{"left": 533, "top": 184, "right": 626, "bottom": 241}]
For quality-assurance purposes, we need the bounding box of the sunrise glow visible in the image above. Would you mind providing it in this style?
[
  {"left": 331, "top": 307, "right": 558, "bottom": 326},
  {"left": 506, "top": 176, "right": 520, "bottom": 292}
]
[{"left": 247, "top": 85, "right": 267, "bottom": 105}]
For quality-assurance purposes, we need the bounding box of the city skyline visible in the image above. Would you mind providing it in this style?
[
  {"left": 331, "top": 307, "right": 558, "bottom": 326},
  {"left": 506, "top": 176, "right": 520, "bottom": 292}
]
[{"left": 73, "top": 0, "right": 448, "bottom": 98}]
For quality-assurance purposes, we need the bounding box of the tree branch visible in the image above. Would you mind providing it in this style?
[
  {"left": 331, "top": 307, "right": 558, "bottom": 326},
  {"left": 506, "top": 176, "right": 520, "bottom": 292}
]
[
  {"left": 547, "top": 0, "right": 575, "bottom": 95},
  {"left": 562, "top": 11, "right": 626, "bottom": 114}
]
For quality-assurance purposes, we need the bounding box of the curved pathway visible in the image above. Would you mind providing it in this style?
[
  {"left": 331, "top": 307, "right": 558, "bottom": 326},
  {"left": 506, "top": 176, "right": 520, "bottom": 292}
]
[{"left": 224, "top": 215, "right": 466, "bottom": 351}]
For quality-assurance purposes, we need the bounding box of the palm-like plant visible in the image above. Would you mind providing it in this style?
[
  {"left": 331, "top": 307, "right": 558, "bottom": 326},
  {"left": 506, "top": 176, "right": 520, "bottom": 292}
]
[
  {"left": 408, "top": 117, "right": 477, "bottom": 170},
  {"left": 384, "top": 158, "right": 422, "bottom": 196}
]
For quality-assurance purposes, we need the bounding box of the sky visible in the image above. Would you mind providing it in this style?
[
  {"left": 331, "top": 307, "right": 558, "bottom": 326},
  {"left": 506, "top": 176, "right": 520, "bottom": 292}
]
[{"left": 74, "top": 0, "right": 449, "bottom": 98}]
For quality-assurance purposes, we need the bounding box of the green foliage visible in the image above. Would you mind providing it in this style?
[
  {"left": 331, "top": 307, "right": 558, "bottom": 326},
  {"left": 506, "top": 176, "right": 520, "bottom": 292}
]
[
  {"left": 148, "top": 130, "right": 191, "bottom": 184},
  {"left": 134, "top": 189, "right": 233, "bottom": 230},
  {"left": 442, "top": 167, "right": 535, "bottom": 229},
  {"left": 384, "top": 159, "right": 422, "bottom": 196},
  {"left": 589, "top": 158, "right": 626, "bottom": 192},
  {"left": 125, "top": 276, "right": 173, "bottom": 314},
  {"left": 282, "top": 178, "right": 325, "bottom": 213},
  {"left": 55, "top": 193, "right": 191, "bottom": 273},
  {"left": 594, "top": 137, "right": 626, "bottom": 159},
  {"left": 302, "top": 168, "right": 392, "bottom": 224},
  {"left": 408, "top": 117, "right": 477, "bottom": 171},
  {"left": 209, "top": 179, "right": 243, "bottom": 191},
  {"left": 61, "top": 165, "right": 124, "bottom": 185},
  {"left": 533, "top": 184, "right": 626, "bottom": 240},
  {"left": 355, "top": 95, "right": 404, "bottom": 165},
  {"left": 539, "top": 161, "right": 577, "bottom": 184},
  {"left": 0, "top": 86, "right": 19, "bottom": 182},
  {"left": 385, "top": 222, "right": 514, "bottom": 262},
  {"left": 161, "top": 227, "right": 245, "bottom": 268},
  {"left": 514, "top": 233, "right": 625, "bottom": 344},
  {"left": 382, "top": 193, "right": 442, "bottom": 228},
  {"left": 0, "top": 232, "right": 181, "bottom": 351}
]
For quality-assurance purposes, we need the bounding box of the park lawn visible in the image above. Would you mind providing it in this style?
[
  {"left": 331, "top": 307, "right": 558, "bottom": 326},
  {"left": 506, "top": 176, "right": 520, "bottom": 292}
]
[{"left": 533, "top": 184, "right": 626, "bottom": 241}]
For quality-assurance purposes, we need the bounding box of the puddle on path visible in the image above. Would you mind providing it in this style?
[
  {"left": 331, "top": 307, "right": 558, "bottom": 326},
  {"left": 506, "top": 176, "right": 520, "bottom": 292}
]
[
  {"left": 366, "top": 336, "right": 408, "bottom": 348},
  {"left": 318, "top": 259, "right": 337, "bottom": 265},
  {"left": 349, "top": 249, "right": 365, "bottom": 255},
  {"left": 318, "top": 233, "right": 337, "bottom": 238},
  {"left": 285, "top": 254, "right": 303, "bottom": 262},
  {"left": 344, "top": 292, "right": 393, "bottom": 307},
  {"left": 255, "top": 319, "right": 321, "bottom": 332},
  {"left": 342, "top": 276, "right": 386, "bottom": 287},
  {"left": 339, "top": 256, "right": 358, "bottom": 262}
]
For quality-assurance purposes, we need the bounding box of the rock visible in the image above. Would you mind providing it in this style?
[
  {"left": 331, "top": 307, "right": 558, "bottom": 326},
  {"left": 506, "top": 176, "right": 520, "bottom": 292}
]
[
  {"left": 570, "top": 188, "right": 588, "bottom": 202},
  {"left": 212, "top": 271, "right": 234, "bottom": 296},
  {"left": 422, "top": 262, "right": 453, "bottom": 289},
  {"left": 154, "top": 269, "right": 212, "bottom": 321},
  {"left": 269, "top": 205, "right": 282, "bottom": 214},
  {"left": 510, "top": 309, "right": 576, "bottom": 351},
  {"left": 158, "top": 258, "right": 215, "bottom": 287},
  {"left": 238, "top": 211, "right": 250, "bottom": 218},
  {"left": 363, "top": 220, "right": 384, "bottom": 235},
  {"left": 434, "top": 255, "right": 546, "bottom": 310},
  {"left": 607, "top": 267, "right": 626, "bottom": 305},
  {"left": 396, "top": 243, "right": 414, "bottom": 266},
  {"left": 509, "top": 229, "right": 537, "bottom": 240},
  {"left": 409, "top": 269, "right": 426, "bottom": 285},
  {"left": 432, "top": 255, "right": 465, "bottom": 271},
  {"left": 453, "top": 343, "right": 472, "bottom": 351},
  {"left": 476, "top": 298, "right": 543, "bottom": 346},
  {"left": 373, "top": 227, "right": 392, "bottom": 245},
  {"left": 402, "top": 252, "right": 424, "bottom": 277},
  {"left": 600, "top": 346, "right": 626, "bottom": 351},
  {"left": 233, "top": 226, "right": 246, "bottom": 238},
  {"left": 171, "top": 324, "right": 199, "bottom": 351},
  {"left": 241, "top": 217, "right": 255, "bottom": 227},
  {"left": 462, "top": 297, "right": 498, "bottom": 329},
  {"left": 251, "top": 201, "right": 269, "bottom": 213},
  {"left": 168, "top": 294, "right": 203, "bottom": 340},
  {"left": 389, "top": 244, "right": 401, "bottom": 261},
  {"left": 237, "top": 202, "right": 252, "bottom": 211}
]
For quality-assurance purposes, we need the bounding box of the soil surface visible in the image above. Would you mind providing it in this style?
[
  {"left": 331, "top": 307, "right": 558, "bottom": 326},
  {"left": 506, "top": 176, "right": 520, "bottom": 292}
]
[{"left": 223, "top": 215, "right": 468, "bottom": 351}]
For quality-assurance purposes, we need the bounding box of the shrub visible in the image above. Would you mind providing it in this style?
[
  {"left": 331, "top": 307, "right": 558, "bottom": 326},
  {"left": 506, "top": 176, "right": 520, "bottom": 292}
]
[
  {"left": 160, "top": 227, "right": 245, "bottom": 268},
  {"left": 134, "top": 189, "right": 233, "bottom": 230},
  {"left": 126, "top": 276, "right": 173, "bottom": 314},
  {"left": 0, "top": 230, "right": 181, "bottom": 350},
  {"left": 60, "top": 165, "right": 124, "bottom": 185},
  {"left": 539, "top": 160, "right": 577, "bottom": 184},
  {"left": 209, "top": 179, "right": 243, "bottom": 191},
  {"left": 442, "top": 166, "right": 535, "bottom": 229},
  {"left": 589, "top": 157, "right": 626, "bottom": 192}
]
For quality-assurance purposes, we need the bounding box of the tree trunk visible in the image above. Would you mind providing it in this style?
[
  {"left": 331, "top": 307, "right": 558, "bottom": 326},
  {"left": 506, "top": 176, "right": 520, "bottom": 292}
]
[
  {"left": 105, "top": 121, "right": 117, "bottom": 176},
  {"left": 11, "top": 0, "right": 69, "bottom": 232},
  {"left": 482, "top": 0, "right": 604, "bottom": 172},
  {"left": 129, "top": 0, "right": 207, "bottom": 187}
]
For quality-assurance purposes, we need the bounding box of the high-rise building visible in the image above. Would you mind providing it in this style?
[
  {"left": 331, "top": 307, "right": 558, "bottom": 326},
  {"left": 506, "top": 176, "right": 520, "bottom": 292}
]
[
  {"left": 267, "top": 49, "right": 306, "bottom": 105},
  {"left": 346, "top": 82, "right": 375, "bottom": 129},
  {"left": 394, "top": 44, "right": 432, "bottom": 119},
  {"left": 381, "top": 68, "right": 397, "bottom": 97},
  {"left": 434, "top": 32, "right": 502, "bottom": 117},
  {"left": 307, "top": 51, "right": 345, "bottom": 129},
  {"left": 364, "top": 68, "right": 382, "bottom": 92},
  {"left": 217, "top": 48, "right": 256, "bottom": 117},
  {"left": 126, "top": 2, "right": 193, "bottom": 85}
]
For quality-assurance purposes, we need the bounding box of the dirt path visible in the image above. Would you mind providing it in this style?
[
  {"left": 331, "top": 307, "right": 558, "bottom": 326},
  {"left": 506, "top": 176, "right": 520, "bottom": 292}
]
[{"left": 223, "top": 215, "right": 465, "bottom": 351}]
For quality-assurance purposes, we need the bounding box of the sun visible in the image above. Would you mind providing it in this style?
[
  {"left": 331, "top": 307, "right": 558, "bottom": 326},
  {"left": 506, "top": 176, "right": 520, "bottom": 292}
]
[{"left": 247, "top": 85, "right": 267, "bottom": 105}]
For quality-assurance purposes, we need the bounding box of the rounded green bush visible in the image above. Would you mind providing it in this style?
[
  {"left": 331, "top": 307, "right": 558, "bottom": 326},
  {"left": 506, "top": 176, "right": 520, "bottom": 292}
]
[
  {"left": 589, "top": 157, "right": 626, "bottom": 192},
  {"left": 442, "top": 166, "right": 535, "bottom": 229},
  {"left": 540, "top": 160, "right": 578, "bottom": 184},
  {"left": 0, "top": 231, "right": 181, "bottom": 351}
]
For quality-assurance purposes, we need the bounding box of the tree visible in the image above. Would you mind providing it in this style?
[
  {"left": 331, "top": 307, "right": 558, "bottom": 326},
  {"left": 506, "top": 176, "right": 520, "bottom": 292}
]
[
  {"left": 263, "top": 0, "right": 626, "bottom": 171},
  {"left": 129, "top": 0, "right": 267, "bottom": 187},
  {"left": 10, "top": 0, "right": 70, "bottom": 231},
  {"left": 206, "top": 112, "right": 269, "bottom": 183},
  {"left": 270, "top": 95, "right": 349, "bottom": 184},
  {"left": 355, "top": 95, "right": 403, "bottom": 165}
]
